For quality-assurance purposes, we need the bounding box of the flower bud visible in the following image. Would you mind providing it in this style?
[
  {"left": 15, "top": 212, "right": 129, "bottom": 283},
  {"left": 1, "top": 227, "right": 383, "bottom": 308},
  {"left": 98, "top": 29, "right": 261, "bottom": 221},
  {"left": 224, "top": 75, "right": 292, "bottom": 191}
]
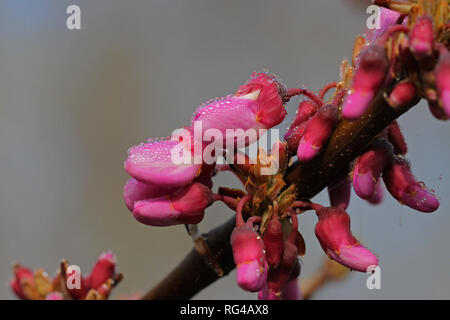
[
  {"left": 193, "top": 73, "right": 287, "bottom": 145},
  {"left": 383, "top": 157, "right": 439, "bottom": 213},
  {"left": 125, "top": 139, "right": 201, "bottom": 188},
  {"left": 284, "top": 121, "right": 307, "bottom": 156},
  {"left": 352, "top": 141, "right": 392, "bottom": 200},
  {"left": 88, "top": 251, "right": 117, "bottom": 290},
  {"left": 436, "top": 49, "right": 450, "bottom": 117},
  {"left": 262, "top": 212, "right": 284, "bottom": 268},
  {"left": 297, "top": 105, "right": 337, "bottom": 161},
  {"left": 387, "top": 121, "right": 408, "bottom": 155},
  {"left": 409, "top": 15, "right": 434, "bottom": 58},
  {"left": 314, "top": 207, "right": 378, "bottom": 272},
  {"left": 231, "top": 224, "right": 268, "bottom": 292},
  {"left": 342, "top": 45, "right": 389, "bottom": 120},
  {"left": 236, "top": 72, "right": 288, "bottom": 128},
  {"left": 132, "top": 182, "right": 213, "bottom": 226},
  {"left": 292, "top": 100, "right": 320, "bottom": 127},
  {"left": 387, "top": 80, "right": 417, "bottom": 109},
  {"left": 328, "top": 175, "right": 351, "bottom": 210},
  {"left": 10, "top": 265, "right": 34, "bottom": 300}
]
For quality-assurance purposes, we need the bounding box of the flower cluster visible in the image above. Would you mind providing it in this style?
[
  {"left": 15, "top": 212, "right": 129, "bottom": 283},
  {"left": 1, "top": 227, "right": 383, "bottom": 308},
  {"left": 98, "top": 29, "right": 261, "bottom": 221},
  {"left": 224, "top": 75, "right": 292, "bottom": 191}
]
[
  {"left": 121, "top": 0, "right": 448, "bottom": 300},
  {"left": 10, "top": 251, "right": 122, "bottom": 300}
]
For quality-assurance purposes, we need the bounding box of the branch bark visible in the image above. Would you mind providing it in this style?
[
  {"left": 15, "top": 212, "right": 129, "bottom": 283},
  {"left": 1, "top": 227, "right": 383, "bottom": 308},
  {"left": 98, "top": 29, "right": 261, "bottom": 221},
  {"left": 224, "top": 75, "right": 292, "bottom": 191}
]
[{"left": 141, "top": 91, "right": 420, "bottom": 300}]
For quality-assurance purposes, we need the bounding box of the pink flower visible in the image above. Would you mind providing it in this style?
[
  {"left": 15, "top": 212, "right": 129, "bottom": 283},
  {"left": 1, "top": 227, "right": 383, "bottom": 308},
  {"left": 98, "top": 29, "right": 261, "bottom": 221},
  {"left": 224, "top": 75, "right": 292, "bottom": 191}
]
[
  {"left": 10, "top": 265, "right": 34, "bottom": 300},
  {"left": 231, "top": 223, "right": 268, "bottom": 292},
  {"left": 261, "top": 213, "right": 299, "bottom": 299},
  {"left": 409, "top": 15, "right": 434, "bottom": 58},
  {"left": 436, "top": 48, "right": 450, "bottom": 117},
  {"left": 314, "top": 207, "right": 378, "bottom": 272},
  {"left": 125, "top": 139, "right": 201, "bottom": 188},
  {"left": 192, "top": 72, "right": 287, "bottom": 146},
  {"left": 88, "top": 251, "right": 117, "bottom": 290},
  {"left": 235, "top": 72, "right": 288, "bottom": 128},
  {"left": 297, "top": 105, "right": 337, "bottom": 161},
  {"left": 383, "top": 157, "right": 439, "bottom": 213},
  {"left": 130, "top": 182, "right": 213, "bottom": 226},
  {"left": 352, "top": 141, "right": 392, "bottom": 200},
  {"left": 284, "top": 99, "right": 320, "bottom": 155},
  {"left": 342, "top": 45, "right": 389, "bottom": 120},
  {"left": 262, "top": 209, "right": 284, "bottom": 268}
]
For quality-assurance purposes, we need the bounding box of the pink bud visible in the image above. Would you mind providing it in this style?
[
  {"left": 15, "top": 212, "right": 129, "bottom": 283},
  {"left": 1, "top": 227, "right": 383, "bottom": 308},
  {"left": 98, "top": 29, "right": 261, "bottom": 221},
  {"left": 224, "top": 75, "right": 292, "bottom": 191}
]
[
  {"left": 133, "top": 182, "right": 213, "bottom": 226},
  {"left": 236, "top": 72, "right": 288, "bottom": 128},
  {"left": 383, "top": 158, "right": 439, "bottom": 213},
  {"left": 284, "top": 121, "right": 307, "bottom": 156},
  {"left": 328, "top": 175, "right": 351, "bottom": 210},
  {"left": 315, "top": 207, "right": 378, "bottom": 272},
  {"left": 262, "top": 212, "right": 284, "bottom": 268},
  {"left": 231, "top": 223, "right": 267, "bottom": 292},
  {"left": 125, "top": 139, "right": 201, "bottom": 188},
  {"left": 436, "top": 49, "right": 450, "bottom": 117},
  {"left": 387, "top": 80, "right": 417, "bottom": 108},
  {"left": 10, "top": 265, "right": 34, "bottom": 300},
  {"left": 264, "top": 213, "right": 299, "bottom": 298},
  {"left": 353, "top": 142, "right": 392, "bottom": 200},
  {"left": 409, "top": 15, "right": 434, "bottom": 58},
  {"left": 297, "top": 105, "right": 337, "bottom": 161},
  {"left": 88, "top": 251, "right": 117, "bottom": 290},
  {"left": 342, "top": 45, "right": 389, "bottom": 120},
  {"left": 387, "top": 121, "right": 408, "bottom": 155},
  {"left": 45, "top": 292, "right": 63, "bottom": 300},
  {"left": 291, "top": 100, "right": 320, "bottom": 127}
]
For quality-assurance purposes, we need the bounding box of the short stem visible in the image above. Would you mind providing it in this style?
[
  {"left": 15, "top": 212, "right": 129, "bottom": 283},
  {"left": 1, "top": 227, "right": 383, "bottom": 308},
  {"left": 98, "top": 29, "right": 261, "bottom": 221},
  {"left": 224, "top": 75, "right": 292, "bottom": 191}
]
[
  {"left": 318, "top": 82, "right": 337, "bottom": 100},
  {"left": 287, "top": 88, "right": 324, "bottom": 107},
  {"left": 236, "top": 194, "right": 252, "bottom": 226},
  {"left": 213, "top": 193, "right": 239, "bottom": 208}
]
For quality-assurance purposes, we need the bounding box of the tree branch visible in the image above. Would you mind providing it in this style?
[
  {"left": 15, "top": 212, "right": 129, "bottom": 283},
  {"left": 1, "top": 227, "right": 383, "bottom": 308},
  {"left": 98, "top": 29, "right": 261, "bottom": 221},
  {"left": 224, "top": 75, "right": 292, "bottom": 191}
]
[{"left": 141, "top": 92, "right": 420, "bottom": 300}]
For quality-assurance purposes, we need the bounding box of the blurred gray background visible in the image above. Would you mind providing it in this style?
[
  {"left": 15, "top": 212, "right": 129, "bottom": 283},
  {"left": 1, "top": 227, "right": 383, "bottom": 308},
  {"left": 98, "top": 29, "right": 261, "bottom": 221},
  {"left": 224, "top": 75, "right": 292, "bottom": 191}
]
[{"left": 0, "top": 0, "right": 449, "bottom": 300}]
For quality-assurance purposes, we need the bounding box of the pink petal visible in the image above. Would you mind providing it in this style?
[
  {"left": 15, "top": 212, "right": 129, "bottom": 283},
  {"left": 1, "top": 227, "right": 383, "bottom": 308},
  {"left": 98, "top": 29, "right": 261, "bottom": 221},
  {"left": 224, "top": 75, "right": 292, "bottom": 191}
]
[
  {"left": 125, "top": 140, "right": 201, "bottom": 187},
  {"left": 236, "top": 260, "right": 268, "bottom": 292},
  {"left": 328, "top": 244, "right": 378, "bottom": 273}
]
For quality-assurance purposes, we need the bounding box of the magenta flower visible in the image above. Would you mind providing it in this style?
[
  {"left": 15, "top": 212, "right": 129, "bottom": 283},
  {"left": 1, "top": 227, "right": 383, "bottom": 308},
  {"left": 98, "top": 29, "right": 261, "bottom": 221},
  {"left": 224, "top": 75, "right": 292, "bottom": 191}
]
[
  {"left": 314, "top": 206, "right": 378, "bottom": 272},
  {"left": 383, "top": 157, "right": 440, "bottom": 213},
  {"left": 352, "top": 141, "right": 393, "bottom": 200},
  {"left": 342, "top": 45, "right": 389, "bottom": 120},
  {"left": 409, "top": 15, "right": 434, "bottom": 59},
  {"left": 297, "top": 105, "right": 337, "bottom": 161}
]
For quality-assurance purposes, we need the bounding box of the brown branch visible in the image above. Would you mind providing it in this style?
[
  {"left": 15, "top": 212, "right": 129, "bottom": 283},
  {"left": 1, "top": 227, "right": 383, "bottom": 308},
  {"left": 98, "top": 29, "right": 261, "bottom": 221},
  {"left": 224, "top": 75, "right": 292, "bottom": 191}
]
[{"left": 141, "top": 92, "right": 420, "bottom": 300}]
